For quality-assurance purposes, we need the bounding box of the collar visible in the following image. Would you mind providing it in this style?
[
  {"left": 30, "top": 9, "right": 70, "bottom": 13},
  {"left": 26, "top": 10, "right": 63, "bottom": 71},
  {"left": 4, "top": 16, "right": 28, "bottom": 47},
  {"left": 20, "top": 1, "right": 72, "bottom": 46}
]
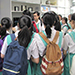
[{"left": 34, "top": 20, "right": 40, "bottom": 25}]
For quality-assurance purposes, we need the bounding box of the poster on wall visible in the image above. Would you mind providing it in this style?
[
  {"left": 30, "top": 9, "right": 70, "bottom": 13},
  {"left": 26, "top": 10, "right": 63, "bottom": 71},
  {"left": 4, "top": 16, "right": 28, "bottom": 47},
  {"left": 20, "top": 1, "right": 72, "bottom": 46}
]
[{"left": 41, "top": 5, "right": 50, "bottom": 13}]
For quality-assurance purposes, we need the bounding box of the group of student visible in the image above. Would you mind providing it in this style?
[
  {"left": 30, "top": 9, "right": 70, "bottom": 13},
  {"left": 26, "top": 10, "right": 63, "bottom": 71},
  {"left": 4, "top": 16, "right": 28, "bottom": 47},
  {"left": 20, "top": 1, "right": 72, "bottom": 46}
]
[{"left": 0, "top": 9, "right": 75, "bottom": 75}]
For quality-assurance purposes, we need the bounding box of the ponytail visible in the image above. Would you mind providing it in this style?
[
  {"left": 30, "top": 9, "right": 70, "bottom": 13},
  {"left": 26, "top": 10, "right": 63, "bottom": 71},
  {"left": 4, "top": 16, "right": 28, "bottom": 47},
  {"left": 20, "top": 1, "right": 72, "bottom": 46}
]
[
  {"left": 18, "top": 26, "right": 31, "bottom": 48},
  {"left": 45, "top": 24, "right": 52, "bottom": 38}
]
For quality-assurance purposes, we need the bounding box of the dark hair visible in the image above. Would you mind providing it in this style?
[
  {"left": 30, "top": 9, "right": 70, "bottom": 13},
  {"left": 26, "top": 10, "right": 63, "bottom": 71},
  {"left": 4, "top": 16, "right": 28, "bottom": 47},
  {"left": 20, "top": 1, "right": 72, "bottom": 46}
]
[
  {"left": 33, "top": 11, "right": 40, "bottom": 16},
  {"left": 0, "top": 26, "right": 6, "bottom": 36},
  {"left": 1, "top": 17, "right": 12, "bottom": 30},
  {"left": 43, "top": 12, "right": 55, "bottom": 38},
  {"left": 43, "top": 11, "right": 61, "bottom": 31},
  {"left": 18, "top": 15, "right": 33, "bottom": 47},
  {"left": 58, "top": 14, "right": 62, "bottom": 19},
  {"left": 23, "top": 10, "right": 31, "bottom": 17},
  {"left": 62, "top": 17, "right": 68, "bottom": 24},
  {"left": 71, "top": 13, "right": 75, "bottom": 21}
]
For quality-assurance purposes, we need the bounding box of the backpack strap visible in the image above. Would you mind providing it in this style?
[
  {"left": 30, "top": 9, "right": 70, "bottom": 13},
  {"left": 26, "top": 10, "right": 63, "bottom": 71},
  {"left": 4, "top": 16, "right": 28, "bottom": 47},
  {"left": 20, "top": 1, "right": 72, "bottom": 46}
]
[
  {"left": 39, "top": 31, "right": 59, "bottom": 44},
  {"left": 39, "top": 32, "right": 50, "bottom": 44},
  {"left": 52, "top": 31, "right": 59, "bottom": 43},
  {"left": 10, "top": 34, "right": 16, "bottom": 42}
]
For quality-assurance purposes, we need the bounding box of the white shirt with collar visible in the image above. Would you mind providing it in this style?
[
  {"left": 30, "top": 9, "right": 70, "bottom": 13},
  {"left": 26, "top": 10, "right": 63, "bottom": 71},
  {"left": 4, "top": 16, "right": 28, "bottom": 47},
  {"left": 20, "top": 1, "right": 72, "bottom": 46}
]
[
  {"left": 1, "top": 30, "right": 39, "bottom": 60},
  {"left": 34, "top": 28, "right": 63, "bottom": 57},
  {"left": 63, "top": 29, "right": 75, "bottom": 54},
  {"left": 34, "top": 20, "right": 45, "bottom": 32},
  {"left": 61, "top": 23, "right": 68, "bottom": 35}
]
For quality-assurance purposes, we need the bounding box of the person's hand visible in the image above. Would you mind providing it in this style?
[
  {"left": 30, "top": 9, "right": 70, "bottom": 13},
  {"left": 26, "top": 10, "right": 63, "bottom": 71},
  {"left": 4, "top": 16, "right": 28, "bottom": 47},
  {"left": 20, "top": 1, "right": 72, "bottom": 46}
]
[{"left": 68, "top": 29, "right": 72, "bottom": 32}]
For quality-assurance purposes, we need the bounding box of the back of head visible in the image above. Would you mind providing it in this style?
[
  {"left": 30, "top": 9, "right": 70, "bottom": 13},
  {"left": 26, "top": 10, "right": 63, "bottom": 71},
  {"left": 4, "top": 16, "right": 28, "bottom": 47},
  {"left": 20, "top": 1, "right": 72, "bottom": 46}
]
[
  {"left": 19, "top": 15, "right": 32, "bottom": 29},
  {"left": 1, "top": 17, "right": 12, "bottom": 30},
  {"left": 50, "top": 11, "right": 61, "bottom": 31},
  {"left": 71, "top": 13, "right": 75, "bottom": 21},
  {"left": 0, "top": 26, "right": 6, "bottom": 36},
  {"left": 23, "top": 10, "right": 31, "bottom": 17},
  {"left": 43, "top": 12, "right": 55, "bottom": 38},
  {"left": 18, "top": 15, "right": 32, "bottom": 48}
]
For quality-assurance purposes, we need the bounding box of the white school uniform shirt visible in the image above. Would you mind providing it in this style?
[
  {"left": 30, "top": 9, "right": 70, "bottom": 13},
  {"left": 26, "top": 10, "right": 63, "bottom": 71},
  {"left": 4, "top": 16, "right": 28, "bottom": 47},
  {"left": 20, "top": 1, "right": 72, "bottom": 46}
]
[
  {"left": 35, "top": 20, "right": 45, "bottom": 32},
  {"left": 34, "top": 28, "right": 63, "bottom": 57},
  {"left": 63, "top": 29, "right": 75, "bottom": 54},
  {"left": 1, "top": 30, "right": 39, "bottom": 60},
  {"left": 14, "top": 26, "right": 19, "bottom": 31},
  {"left": 61, "top": 23, "right": 68, "bottom": 35}
]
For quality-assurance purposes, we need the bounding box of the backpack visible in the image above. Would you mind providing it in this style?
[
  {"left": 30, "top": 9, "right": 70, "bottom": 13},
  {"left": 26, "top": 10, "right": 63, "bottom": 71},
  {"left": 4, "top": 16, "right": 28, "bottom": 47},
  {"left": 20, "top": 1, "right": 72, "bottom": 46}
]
[
  {"left": 3, "top": 34, "right": 28, "bottom": 75},
  {"left": 39, "top": 32, "right": 64, "bottom": 75}
]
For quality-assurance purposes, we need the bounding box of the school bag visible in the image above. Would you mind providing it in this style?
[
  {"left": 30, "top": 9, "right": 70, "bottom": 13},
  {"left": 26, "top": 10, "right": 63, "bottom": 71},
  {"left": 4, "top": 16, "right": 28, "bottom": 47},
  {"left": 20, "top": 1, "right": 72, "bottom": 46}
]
[
  {"left": 3, "top": 34, "right": 28, "bottom": 75},
  {"left": 39, "top": 32, "right": 64, "bottom": 75}
]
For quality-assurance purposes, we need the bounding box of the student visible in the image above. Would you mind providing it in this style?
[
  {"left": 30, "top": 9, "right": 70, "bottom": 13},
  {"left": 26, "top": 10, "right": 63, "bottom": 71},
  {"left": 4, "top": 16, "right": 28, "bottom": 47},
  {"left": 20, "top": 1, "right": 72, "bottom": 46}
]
[
  {"left": 1, "top": 17, "right": 12, "bottom": 34},
  {"left": 61, "top": 17, "right": 70, "bottom": 35},
  {"left": 32, "top": 12, "right": 63, "bottom": 75},
  {"left": 63, "top": 13, "right": 75, "bottom": 75},
  {"left": 1, "top": 15, "right": 39, "bottom": 75},
  {"left": 58, "top": 14, "right": 62, "bottom": 26},
  {"left": 12, "top": 10, "right": 31, "bottom": 32},
  {"left": 51, "top": 11, "right": 61, "bottom": 31},
  {"left": 23, "top": 9, "right": 31, "bottom": 17},
  {"left": 0, "top": 26, "right": 8, "bottom": 75},
  {"left": 33, "top": 11, "right": 44, "bottom": 32},
  {"left": 68, "top": 14, "right": 72, "bottom": 29}
]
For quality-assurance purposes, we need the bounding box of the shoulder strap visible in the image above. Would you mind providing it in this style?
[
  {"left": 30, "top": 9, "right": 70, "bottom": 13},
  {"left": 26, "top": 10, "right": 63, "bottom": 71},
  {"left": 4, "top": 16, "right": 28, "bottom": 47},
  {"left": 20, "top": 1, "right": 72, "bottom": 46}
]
[
  {"left": 32, "top": 21, "right": 39, "bottom": 33},
  {"left": 39, "top": 31, "right": 59, "bottom": 44},
  {"left": 68, "top": 31, "right": 75, "bottom": 42},
  {"left": 39, "top": 32, "right": 50, "bottom": 44},
  {"left": 52, "top": 31, "right": 59, "bottom": 43},
  {"left": 10, "top": 34, "right": 16, "bottom": 42}
]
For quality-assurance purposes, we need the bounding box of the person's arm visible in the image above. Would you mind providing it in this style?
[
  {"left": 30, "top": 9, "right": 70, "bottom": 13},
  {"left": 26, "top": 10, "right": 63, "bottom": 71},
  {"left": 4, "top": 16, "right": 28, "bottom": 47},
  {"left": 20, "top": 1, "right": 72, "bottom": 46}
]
[
  {"left": 1, "top": 54, "right": 5, "bottom": 58},
  {"left": 28, "top": 38, "right": 39, "bottom": 64},
  {"left": 12, "top": 27, "right": 16, "bottom": 32},
  {"left": 62, "top": 35, "right": 68, "bottom": 56},
  {"left": 63, "top": 49, "right": 67, "bottom": 56},
  {"left": 31, "top": 56, "right": 39, "bottom": 64},
  {"left": 1, "top": 37, "right": 8, "bottom": 58}
]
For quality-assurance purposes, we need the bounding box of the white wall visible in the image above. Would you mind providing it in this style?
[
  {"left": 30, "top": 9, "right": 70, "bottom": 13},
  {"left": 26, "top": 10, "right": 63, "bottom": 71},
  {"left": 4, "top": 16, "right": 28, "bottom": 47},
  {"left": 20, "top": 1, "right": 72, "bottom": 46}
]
[
  {"left": 0, "top": 0, "right": 12, "bottom": 20},
  {"left": 0, "top": 0, "right": 1, "bottom": 21}
]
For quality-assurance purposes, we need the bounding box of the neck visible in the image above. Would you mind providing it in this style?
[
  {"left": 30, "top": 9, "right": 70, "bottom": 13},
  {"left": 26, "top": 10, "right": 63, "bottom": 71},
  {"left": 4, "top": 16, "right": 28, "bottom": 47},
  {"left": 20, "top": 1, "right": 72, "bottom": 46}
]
[{"left": 35, "top": 19, "right": 39, "bottom": 23}]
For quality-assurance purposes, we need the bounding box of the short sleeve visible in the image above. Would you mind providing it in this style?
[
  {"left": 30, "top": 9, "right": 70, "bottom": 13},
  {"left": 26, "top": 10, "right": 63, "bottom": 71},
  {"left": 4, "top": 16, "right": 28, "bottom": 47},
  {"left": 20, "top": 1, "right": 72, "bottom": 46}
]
[
  {"left": 1, "top": 36, "right": 8, "bottom": 55},
  {"left": 62, "top": 34, "right": 68, "bottom": 50},
  {"left": 27, "top": 38, "right": 39, "bottom": 60}
]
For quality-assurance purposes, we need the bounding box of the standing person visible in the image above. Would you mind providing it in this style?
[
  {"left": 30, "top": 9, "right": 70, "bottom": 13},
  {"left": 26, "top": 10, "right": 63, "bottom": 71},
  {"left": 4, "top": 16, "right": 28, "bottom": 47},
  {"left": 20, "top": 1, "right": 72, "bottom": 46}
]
[
  {"left": 12, "top": 10, "right": 31, "bottom": 32},
  {"left": 51, "top": 11, "right": 61, "bottom": 31},
  {"left": 1, "top": 15, "right": 39, "bottom": 75},
  {"left": 63, "top": 13, "right": 75, "bottom": 75},
  {"left": 61, "top": 17, "right": 70, "bottom": 35},
  {"left": 58, "top": 14, "right": 62, "bottom": 26},
  {"left": 0, "top": 26, "right": 8, "bottom": 75},
  {"left": 32, "top": 12, "right": 64, "bottom": 75},
  {"left": 33, "top": 11, "right": 44, "bottom": 33},
  {"left": 68, "top": 14, "right": 72, "bottom": 29},
  {"left": 1, "top": 17, "right": 12, "bottom": 34}
]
